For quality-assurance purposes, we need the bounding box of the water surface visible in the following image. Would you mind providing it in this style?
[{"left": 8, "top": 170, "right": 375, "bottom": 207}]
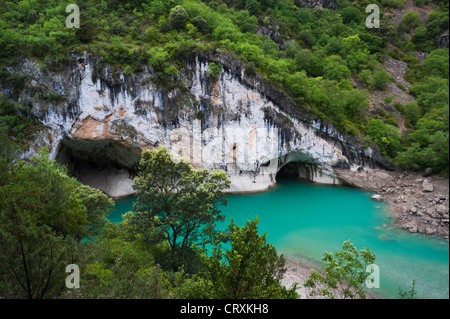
[{"left": 110, "top": 177, "right": 449, "bottom": 299}]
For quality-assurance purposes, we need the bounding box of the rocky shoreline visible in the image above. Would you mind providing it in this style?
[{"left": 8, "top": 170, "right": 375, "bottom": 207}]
[
  {"left": 335, "top": 168, "right": 449, "bottom": 240},
  {"left": 281, "top": 258, "right": 380, "bottom": 299}
]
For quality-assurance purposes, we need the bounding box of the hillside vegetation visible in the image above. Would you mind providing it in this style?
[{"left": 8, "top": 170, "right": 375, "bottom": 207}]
[
  {"left": 0, "top": 0, "right": 448, "bottom": 175},
  {"left": 0, "top": 0, "right": 448, "bottom": 300}
]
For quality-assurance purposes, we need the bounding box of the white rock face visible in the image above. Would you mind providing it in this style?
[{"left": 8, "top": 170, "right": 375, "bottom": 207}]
[{"left": 17, "top": 54, "right": 376, "bottom": 197}]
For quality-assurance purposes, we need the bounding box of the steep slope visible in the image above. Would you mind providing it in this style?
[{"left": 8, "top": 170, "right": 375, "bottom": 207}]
[{"left": 6, "top": 52, "right": 386, "bottom": 197}]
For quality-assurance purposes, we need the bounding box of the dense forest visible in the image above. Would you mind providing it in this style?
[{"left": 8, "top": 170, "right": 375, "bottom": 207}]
[
  {"left": 1, "top": 0, "right": 448, "bottom": 175},
  {"left": 0, "top": 0, "right": 448, "bottom": 299}
]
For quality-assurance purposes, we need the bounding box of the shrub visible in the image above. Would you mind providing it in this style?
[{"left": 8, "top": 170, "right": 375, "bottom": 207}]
[
  {"left": 373, "top": 69, "right": 391, "bottom": 90},
  {"left": 169, "top": 5, "right": 189, "bottom": 30},
  {"left": 206, "top": 62, "right": 222, "bottom": 80}
]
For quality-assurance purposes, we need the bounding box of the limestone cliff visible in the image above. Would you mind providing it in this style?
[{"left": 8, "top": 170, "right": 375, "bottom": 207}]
[{"left": 5, "top": 52, "right": 387, "bottom": 198}]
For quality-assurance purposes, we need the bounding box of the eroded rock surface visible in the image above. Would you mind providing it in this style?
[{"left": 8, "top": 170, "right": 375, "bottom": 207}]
[{"left": 6, "top": 52, "right": 385, "bottom": 197}]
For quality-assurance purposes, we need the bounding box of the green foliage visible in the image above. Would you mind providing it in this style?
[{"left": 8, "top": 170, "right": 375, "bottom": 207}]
[
  {"left": 0, "top": 94, "right": 43, "bottom": 141},
  {"left": 323, "top": 56, "right": 351, "bottom": 82},
  {"left": 79, "top": 231, "right": 171, "bottom": 299},
  {"left": 421, "top": 49, "right": 449, "bottom": 79},
  {"left": 0, "top": 0, "right": 447, "bottom": 174},
  {"left": 373, "top": 69, "right": 391, "bottom": 90},
  {"left": 195, "top": 217, "right": 299, "bottom": 299},
  {"left": 396, "top": 114, "right": 449, "bottom": 176},
  {"left": 398, "top": 11, "right": 422, "bottom": 33},
  {"left": 359, "top": 69, "right": 374, "bottom": 88},
  {"left": 206, "top": 62, "right": 223, "bottom": 79},
  {"left": 402, "top": 101, "right": 422, "bottom": 125},
  {"left": 340, "top": 6, "right": 363, "bottom": 25},
  {"left": 395, "top": 46, "right": 449, "bottom": 176},
  {"left": 169, "top": 5, "right": 189, "bottom": 30},
  {"left": 0, "top": 150, "right": 87, "bottom": 298},
  {"left": 398, "top": 280, "right": 419, "bottom": 299},
  {"left": 366, "top": 119, "right": 402, "bottom": 158},
  {"left": 304, "top": 240, "right": 376, "bottom": 299},
  {"left": 131, "top": 147, "right": 230, "bottom": 272},
  {"left": 75, "top": 184, "right": 115, "bottom": 240}
]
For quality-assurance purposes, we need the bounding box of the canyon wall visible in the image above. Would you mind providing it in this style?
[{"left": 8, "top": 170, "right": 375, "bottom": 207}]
[{"left": 6, "top": 52, "right": 386, "bottom": 198}]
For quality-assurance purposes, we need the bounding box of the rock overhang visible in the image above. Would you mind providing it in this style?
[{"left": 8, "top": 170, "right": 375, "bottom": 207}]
[{"left": 5, "top": 52, "right": 384, "bottom": 197}]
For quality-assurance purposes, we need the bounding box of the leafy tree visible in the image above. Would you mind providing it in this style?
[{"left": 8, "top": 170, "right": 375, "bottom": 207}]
[
  {"left": 169, "top": 5, "right": 189, "bottom": 30},
  {"left": 206, "top": 62, "right": 223, "bottom": 80},
  {"left": 398, "top": 11, "right": 422, "bottom": 33},
  {"left": 421, "top": 49, "right": 449, "bottom": 79},
  {"left": 131, "top": 147, "right": 230, "bottom": 272},
  {"left": 402, "top": 101, "right": 422, "bottom": 126},
  {"left": 145, "top": 0, "right": 169, "bottom": 18},
  {"left": 0, "top": 151, "right": 87, "bottom": 298},
  {"left": 195, "top": 217, "right": 299, "bottom": 299},
  {"left": 245, "top": 0, "right": 261, "bottom": 16},
  {"left": 191, "top": 15, "right": 211, "bottom": 35},
  {"left": 323, "top": 56, "right": 351, "bottom": 82},
  {"left": 373, "top": 69, "right": 391, "bottom": 90},
  {"left": 0, "top": 133, "right": 22, "bottom": 185},
  {"left": 79, "top": 223, "right": 170, "bottom": 299},
  {"left": 410, "top": 76, "right": 448, "bottom": 113},
  {"left": 232, "top": 10, "right": 258, "bottom": 33},
  {"left": 340, "top": 6, "right": 363, "bottom": 24},
  {"left": 358, "top": 69, "right": 373, "bottom": 88},
  {"left": 395, "top": 143, "right": 424, "bottom": 171},
  {"left": 366, "top": 119, "right": 402, "bottom": 158},
  {"left": 75, "top": 184, "right": 115, "bottom": 240},
  {"left": 0, "top": 94, "right": 42, "bottom": 141},
  {"left": 304, "top": 240, "right": 376, "bottom": 299}
]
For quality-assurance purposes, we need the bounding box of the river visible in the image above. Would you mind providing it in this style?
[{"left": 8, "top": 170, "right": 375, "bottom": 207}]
[{"left": 109, "top": 177, "right": 449, "bottom": 299}]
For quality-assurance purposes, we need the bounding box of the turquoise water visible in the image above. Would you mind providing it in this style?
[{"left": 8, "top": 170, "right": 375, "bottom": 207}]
[{"left": 108, "top": 177, "right": 449, "bottom": 299}]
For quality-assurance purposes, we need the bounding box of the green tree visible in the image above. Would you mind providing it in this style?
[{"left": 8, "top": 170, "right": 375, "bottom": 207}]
[
  {"left": 403, "top": 101, "right": 422, "bottom": 126},
  {"left": 410, "top": 76, "right": 449, "bottom": 113},
  {"left": 169, "top": 5, "right": 189, "bottom": 30},
  {"left": 373, "top": 69, "right": 391, "bottom": 90},
  {"left": 421, "top": 49, "right": 449, "bottom": 79},
  {"left": 131, "top": 147, "right": 230, "bottom": 272},
  {"left": 366, "top": 119, "right": 402, "bottom": 158},
  {"left": 340, "top": 6, "right": 363, "bottom": 24},
  {"left": 323, "top": 56, "right": 351, "bottom": 82},
  {"left": 398, "top": 11, "right": 422, "bottom": 33},
  {"left": 245, "top": 0, "right": 261, "bottom": 16},
  {"left": 196, "top": 217, "right": 299, "bottom": 299},
  {"left": 191, "top": 15, "right": 211, "bottom": 35},
  {"left": 75, "top": 184, "right": 115, "bottom": 240},
  {"left": 79, "top": 224, "right": 170, "bottom": 299},
  {"left": 206, "top": 62, "right": 223, "bottom": 80},
  {"left": 395, "top": 143, "right": 424, "bottom": 171},
  {"left": 0, "top": 151, "right": 87, "bottom": 298},
  {"left": 232, "top": 10, "right": 258, "bottom": 33},
  {"left": 304, "top": 240, "right": 376, "bottom": 299}
]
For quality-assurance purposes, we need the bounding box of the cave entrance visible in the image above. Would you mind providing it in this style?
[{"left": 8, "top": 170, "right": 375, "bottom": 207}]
[
  {"left": 55, "top": 137, "right": 141, "bottom": 198},
  {"left": 275, "top": 161, "right": 320, "bottom": 183},
  {"left": 274, "top": 151, "right": 329, "bottom": 184}
]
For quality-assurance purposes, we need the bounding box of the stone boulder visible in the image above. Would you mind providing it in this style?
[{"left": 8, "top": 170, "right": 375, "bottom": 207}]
[
  {"left": 403, "top": 222, "right": 418, "bottom": 233},
  {"left": 436, "top": 205, "right": 449, "bottom": 216},
  {"left": 425, "top": 227, "right": 437, "bottom": 236},
  {"left": 371, "top": 194, "right": 384, "bottom": 202},
  {"left": 422, "top": 179, "right": 434, "bottom": 193}
]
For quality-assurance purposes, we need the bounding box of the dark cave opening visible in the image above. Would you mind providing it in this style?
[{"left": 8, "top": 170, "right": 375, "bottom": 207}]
[
  {"left": 275, "top": 160, "right": 322, "bottom": 183},
  {"left": 55, "top": 137, "right": 141, "bottom": 197}
]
